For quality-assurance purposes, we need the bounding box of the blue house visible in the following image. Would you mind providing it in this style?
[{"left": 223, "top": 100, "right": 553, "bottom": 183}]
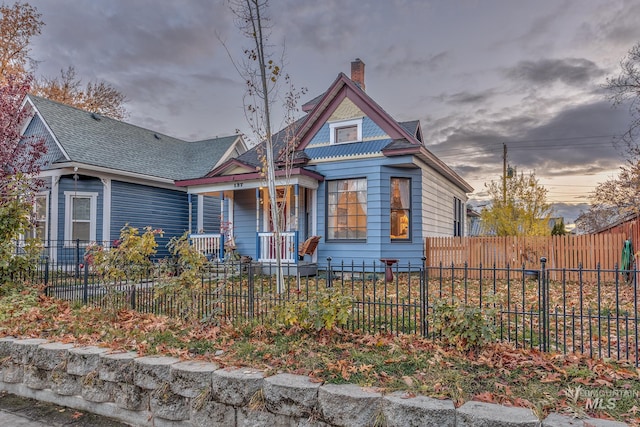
[
  {"left": 21, "top": 95, "right": 247, "bottom": 263},
  {"left": 176, "top": 59, "right": 473, "bottom": 267}
]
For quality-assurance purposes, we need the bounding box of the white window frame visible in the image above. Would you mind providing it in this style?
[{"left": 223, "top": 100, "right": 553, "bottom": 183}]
[
  {"left": 32, "top": 192, "right": 49, "bottom": 241},
  {"left": 64, "top": 191, "right": 98, "bottom": 245},
  {"left": 329, "top": 118, "right": 363, "bottom": 144}
]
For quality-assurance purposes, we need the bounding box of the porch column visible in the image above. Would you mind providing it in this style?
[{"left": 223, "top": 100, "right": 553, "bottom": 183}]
[
  {"left": 220, "top": 192, "right": 225, "bottom": 231},
  {"left": 100, "top": 177, "right": 111, "bottom": 244},
  {"left": 197, "top": 195, "right": 204, "bottom": 233},
  {"left": 50, "top": 175, "right": 60, "bottom": 263},
  {"left": 220, "top": 192, "right": 225, "bottom": 250},
  {"left": 294, "top": 184, "right": 299, "bottom": 231},
  {"left": 294, "top": 184, "right": 299, "bottom": 262},
  {"left": 312, "top": 188, "right": 318, "bottom": 237},
  {"left": 256, "top": 188, "right": 261, "bottom": 259},
  {"left": 188, "top": 193, "right": 192, "bottom": 234}
]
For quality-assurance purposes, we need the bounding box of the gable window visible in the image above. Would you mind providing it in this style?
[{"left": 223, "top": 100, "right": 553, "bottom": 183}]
[
  {"left": 64, "top": 191, "right": 97, "bottom": 244},
  {"left": 329, "top": 118, "right": 362, "bottom": 144},
  {"left": 327, "top": 178, "right": 367, "bottom": 240},
  {"left": 454, "top": 197, "right": 464, "bottom": 237},
  {"left": 390, "top": 178, "right": 410, "bottom": 240},
  {"left": 32, "top": 194, "right": 48, "bottom": 241}
]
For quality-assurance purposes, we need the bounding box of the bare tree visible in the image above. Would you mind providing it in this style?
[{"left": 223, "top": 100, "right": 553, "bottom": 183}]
[
  {"left": 32, "top": 66, "right": 128, "bottom": 120},
  {"left": 606, "top": 43, "right": 640, "bottom": 149},
  {"left": 227, "top": 0, "right": 303, "bottom": 292},
  {"left": 579, "top": 42, "right": 640, "bottom": 231}
]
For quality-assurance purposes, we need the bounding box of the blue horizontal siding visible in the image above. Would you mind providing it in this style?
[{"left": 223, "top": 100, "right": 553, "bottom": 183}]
[
  {"left": 203, "top": 195, "right": 220, "bottom": 234},
  {"left": 307, "top": 157, "right": 424, "bottom": 265},
  {"left": 23, "top": 115, "right": 65, "bottom": 168},
  {"left": 55, "top": 176, "right": 103, "bottom": 263},
  {"left": 111, "top": 181, "right": 188, "bottom": 258},
  {"left": 233, "top": 189, "right": 259, "bottom": 258}
]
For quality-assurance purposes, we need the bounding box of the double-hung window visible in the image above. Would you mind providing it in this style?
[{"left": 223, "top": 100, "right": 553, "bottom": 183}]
[
  {"left": 454, "top": 197, "right": 464, "bottom": 237},
  {"left": 64, "top": 191, "right": 97, "bottom": 244},
  {"left": 390, "top": 178, "right": 410, "bottom": 240},
  {"left": 327, "top": 178, "right": 367, "bottom": 240},
  {"left": 32, "top": 194, "right": 48, "bottom": 241}
]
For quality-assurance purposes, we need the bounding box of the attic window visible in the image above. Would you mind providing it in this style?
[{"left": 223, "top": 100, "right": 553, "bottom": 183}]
[{"left": 329, "top": 118, "right": 362, "bottom": 144}]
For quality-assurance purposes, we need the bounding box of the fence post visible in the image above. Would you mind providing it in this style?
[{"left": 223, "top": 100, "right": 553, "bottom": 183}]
[
  {"left": 540, "top": 256, "right": 548, "bottom": 352},
  {"left": 83, "top": 260, "right": 89, "bottom": 305},
  {"left": 421, "top": 256, "right": 428, "bottom": 337},
  {"left": 326, "top": 257, "right": 332, "bottom": 288},
  {"left": 247, "top": 259, "right": 254, "bottom": 319},
  {"left": 75, "top": 239, "right": 80, "bottom": 279},
  {"left": 43, "top": 256, "right": 50, "bottom": 297},
  {"left": 130, "top": 285, "right": 136, "bottom": 310}
]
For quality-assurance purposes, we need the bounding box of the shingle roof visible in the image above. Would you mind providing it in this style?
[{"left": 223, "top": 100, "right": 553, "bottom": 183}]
[
  {"left": 304, "top": 139, "right": 391, "bottom": 160},
  {"left": 398, "top": 120, "right": 420, "bottom": 138},
  {"left": 28, "top": 95, "right": 239, "bottom": 181},
  {"left": 233, "top": 118, "right": 305, "bottom": 168}
]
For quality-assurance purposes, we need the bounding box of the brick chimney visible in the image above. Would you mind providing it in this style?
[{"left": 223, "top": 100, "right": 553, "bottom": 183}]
[{"left": 351, "top": 58, "right": 365, "bottom": 91}]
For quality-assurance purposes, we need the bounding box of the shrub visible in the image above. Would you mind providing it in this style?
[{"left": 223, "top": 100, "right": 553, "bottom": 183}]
[
  {"left": 0, "top": 177, "right": 43, "bottom": 288},
  {"left": 155, "top": 233, "right": 223, "bottom": 324},
  {"left": 274, "top": 286, "right": 353, "bottom": 331},
  {"left": 86, "top": 224, "right": 162, "bottom": 316},
  {"left": 431, "top": 298, "right": 496, "bottom": 352}
]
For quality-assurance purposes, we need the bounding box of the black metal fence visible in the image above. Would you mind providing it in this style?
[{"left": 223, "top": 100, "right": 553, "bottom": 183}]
[{"left": 27, "top": 256, "right": 640, "bottom": 367}]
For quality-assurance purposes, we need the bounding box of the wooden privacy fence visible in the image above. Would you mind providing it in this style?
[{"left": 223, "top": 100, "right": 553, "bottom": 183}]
[{"left": 425, "top": 233, "right": 629, "bottom": 274}]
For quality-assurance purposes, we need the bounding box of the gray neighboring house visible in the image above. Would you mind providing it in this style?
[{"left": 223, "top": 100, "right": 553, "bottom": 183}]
[{"left": 21, "top": 95, "right": 247, "bottom": 262}]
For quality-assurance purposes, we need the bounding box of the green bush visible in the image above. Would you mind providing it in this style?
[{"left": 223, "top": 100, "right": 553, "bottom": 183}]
[
  {"left": 155, "top": 233, "right": 222, "bottom": 324},
  {"left": 431, "top": 298, "right": 496, "bottom": 352},
  {"left": 274, "top": 286, "right": 353, "bottom": 331},
  {"left": 0, "top": 176, "right": 44, "bottom": 287},
  {"left": 85, "top": 224, "right": 161, "bottom": 316}
]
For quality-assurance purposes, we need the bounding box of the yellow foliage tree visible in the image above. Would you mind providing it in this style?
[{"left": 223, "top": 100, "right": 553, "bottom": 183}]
[{"left": 481, "top": 170, "right": 552, "bottom": 236}]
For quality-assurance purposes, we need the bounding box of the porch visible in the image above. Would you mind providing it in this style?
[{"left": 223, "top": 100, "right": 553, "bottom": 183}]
[{"left": 190, "top": 231, "right": 309, "bottom": 264}]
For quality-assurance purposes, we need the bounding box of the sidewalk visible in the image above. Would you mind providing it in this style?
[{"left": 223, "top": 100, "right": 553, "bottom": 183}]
[{"left": 0, "top": 391, "right": 130, "bottom": 426}]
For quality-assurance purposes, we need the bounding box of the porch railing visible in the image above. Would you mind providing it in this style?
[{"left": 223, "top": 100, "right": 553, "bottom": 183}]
[
  {"left": 189, "top": 233, "right": 223, "bottom": 260},
  {"left": 257, "top": 231, "right": 297, "bottom": 263}
]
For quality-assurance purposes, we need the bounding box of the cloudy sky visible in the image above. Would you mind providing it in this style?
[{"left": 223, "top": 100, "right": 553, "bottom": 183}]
[{"left": 26, "top": 0, "right": 640, "bottom": 221}]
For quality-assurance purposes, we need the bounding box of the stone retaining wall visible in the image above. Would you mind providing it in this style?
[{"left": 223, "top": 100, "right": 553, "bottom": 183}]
[{"left": 0, "top": 337, "right": 627, "bottom": 426}]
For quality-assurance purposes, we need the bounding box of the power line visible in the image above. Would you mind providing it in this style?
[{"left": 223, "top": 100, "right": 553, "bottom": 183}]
[{"left": 431, "top": 134, "right": 621, "bottom": 158}]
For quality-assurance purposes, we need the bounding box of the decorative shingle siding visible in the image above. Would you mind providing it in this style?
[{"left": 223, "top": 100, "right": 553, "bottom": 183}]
[
  {"left": 305, "top": 139, "right": 390, "bottom": 160},
  {"left": 110, "top": 181, "right": 189, "bottom": 258},
  {"left": 307, "top": 117, "right": 387, "bottom": 147},
  {"left": 328, "top": 98, "right": 364, "bottom": 122}
]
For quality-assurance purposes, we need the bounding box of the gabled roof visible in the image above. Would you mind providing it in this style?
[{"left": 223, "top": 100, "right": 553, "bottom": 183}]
[
  {"left": 182, "top": 71, "right": 471, "bottom": 194},
  {"left": 295, "top": 73, "right": 419, "bottom": 151},
  {"left": 25, "top": 95, "right": 242, "bottom": 181},
  {"left": 294, "top": 74, "right": 471, "bottom": 192}
]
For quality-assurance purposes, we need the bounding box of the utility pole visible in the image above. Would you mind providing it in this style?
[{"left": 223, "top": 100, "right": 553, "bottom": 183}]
[{"left": 502, "top": 143, "right": 507, "bottom": 203}]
